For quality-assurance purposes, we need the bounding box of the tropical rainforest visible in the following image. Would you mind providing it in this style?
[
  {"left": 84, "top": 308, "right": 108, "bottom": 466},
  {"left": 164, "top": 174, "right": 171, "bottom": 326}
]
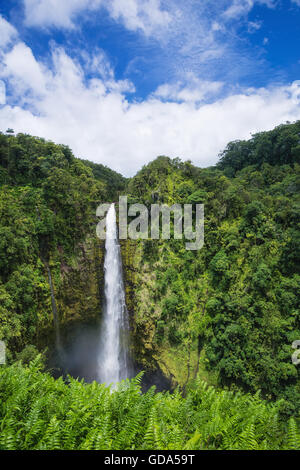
[{"left": 0, "top": 121, "right": 299, "bottom": 450}]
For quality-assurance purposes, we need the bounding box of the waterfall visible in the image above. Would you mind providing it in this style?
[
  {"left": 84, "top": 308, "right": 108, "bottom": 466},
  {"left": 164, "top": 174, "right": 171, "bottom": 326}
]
[{"left": 98, "top": 203, "right": 130, "bottom": 386}]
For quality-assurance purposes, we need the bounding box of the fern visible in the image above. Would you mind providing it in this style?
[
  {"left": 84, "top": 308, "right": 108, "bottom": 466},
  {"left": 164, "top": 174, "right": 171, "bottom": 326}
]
[
  {"left": 0, "top": 362, "right": 296, "bottom": 450},
  {"left": 286, "top": 418, "right": 300, "bottom": 450}
]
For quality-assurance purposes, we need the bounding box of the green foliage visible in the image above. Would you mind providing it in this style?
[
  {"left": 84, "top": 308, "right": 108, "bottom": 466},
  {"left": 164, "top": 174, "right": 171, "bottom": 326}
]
[
  {"left": 0, "top": 361, "right": 298, "bottom": 450},
  {"left": 0, "top": 132, "right": 121, "bottom": 355},
  {"left": 0, "top": 123, "right": 299, "bottom": 450},
  {"left": 127, "top": 122, "right": 300, "bottom": 416},
  {"left": 217, "top": 121, "right": 300, "bottom": 175},
  {"left": 14, "top": 345, "right": 41, "bottom": 365},
  {"left": 79, "top": 158, "right": 126, "bottom": 199}
]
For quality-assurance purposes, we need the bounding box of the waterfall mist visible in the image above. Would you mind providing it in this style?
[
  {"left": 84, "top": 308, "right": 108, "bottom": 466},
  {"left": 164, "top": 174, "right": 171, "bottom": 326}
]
[
  {"left": 47, "top": 203, "right": 172, "bottom": 393},
  {"left": 97, "top": 203, "right": 131, "bottom": 385}
]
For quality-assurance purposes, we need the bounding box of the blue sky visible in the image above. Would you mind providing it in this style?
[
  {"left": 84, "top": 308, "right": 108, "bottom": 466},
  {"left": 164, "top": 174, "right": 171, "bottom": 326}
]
[{"left": 0, "top": 0, "right": 300, "bottom": 175}]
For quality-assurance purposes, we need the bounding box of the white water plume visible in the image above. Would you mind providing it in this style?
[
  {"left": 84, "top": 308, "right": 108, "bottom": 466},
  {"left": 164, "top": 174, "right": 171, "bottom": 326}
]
[{"left": 98, "top": 203, "right": 130, "bottom": 386}]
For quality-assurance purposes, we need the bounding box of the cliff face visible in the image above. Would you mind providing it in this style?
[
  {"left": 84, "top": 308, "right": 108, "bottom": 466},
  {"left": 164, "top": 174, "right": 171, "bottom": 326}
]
[
  {"left": 120, "top": 239, "right": 180, "bottom": 388},
  {"left": 36, "top": 235, "right": 105, "bottom": 350},
  {"left": 0, "top": 132, "right": 127, "bottom": 361},
  {"left": 120, "top": 239, "right": 157, "bottom": 369},
  {"left": 55, "top": 236, "right": 104, "bottom": 327},
  {"left": 45, "top": 232, "right": 180, "bottom": 387},
  {"left": 43, "top": 230, "right": 176, "bottom": 385}
]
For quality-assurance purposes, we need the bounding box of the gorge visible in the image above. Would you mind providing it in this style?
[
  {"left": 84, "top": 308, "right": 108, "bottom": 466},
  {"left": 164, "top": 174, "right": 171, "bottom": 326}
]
[{"left": 0, "top": 124, "right": 299, "bottom": 449}]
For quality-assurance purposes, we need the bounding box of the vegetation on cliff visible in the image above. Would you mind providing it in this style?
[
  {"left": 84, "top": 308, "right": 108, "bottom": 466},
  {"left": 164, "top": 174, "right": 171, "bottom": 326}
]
[
  {"left": 0, "top": 131, "right": 124, "bottom": 360},
  {"left": 0, "top": 122, "right": 299, "bottom": 449},
  {"left": 125, "top": 121, "right": 300, "bottom": 416}
]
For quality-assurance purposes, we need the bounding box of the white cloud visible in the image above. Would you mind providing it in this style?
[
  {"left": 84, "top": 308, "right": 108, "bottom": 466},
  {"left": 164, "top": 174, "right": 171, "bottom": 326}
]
[
  {"left": 1, "top": 41, "right": 299, "bottom": 176},
  {"left": 20, "top": 0, "right": 281, "bottom": 42},
  {"left": 23, "top": 0, "right": 170, "bottom": 34},
  {"left": 223, "top": 0, "right": 275, "bottom": 19},
  {"left": 3, "top": 43, "right": 47, "bottom": 98},
  {"left": 80, "top": 49, "right": 136, "bottom": 93},
  {"left": 21, "top": 0, "right": 279, "bottom": 33},
  {"left": 19, "top": 0, "right": 281, "bottom": 88},
  {"left": 23, "top": 0, "right": 101, "bottom": 29},
  {"left": 154, "top": 76, "right": 224, "bottom": 103},
  {"left": 223, "top": 0, "right": 255, "bottom": 19},
  {"left": 107, "top": 0, "right": 171, "bottom": 34},
  {"left": 0, "top": 81, "right": 5, "bottom": 105},
  {"left": 248, "top": 20, "right": 262, "bottom": 32},
  {"left": 0, "top": 15, "right": 18, "bottom": 48},
  {"left": 1, "top": 7, "right": 300, "bottom": 176}
]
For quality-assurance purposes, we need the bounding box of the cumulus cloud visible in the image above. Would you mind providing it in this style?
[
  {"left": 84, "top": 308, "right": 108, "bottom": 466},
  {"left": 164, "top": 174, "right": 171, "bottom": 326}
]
[
  {"left": 1, "top": 6, "right": 300, "bottom": 176},
  {"left": 3, "top": 43, "right": 47, "bottom": 98},
  {"left": 0, "top": 15, "right": 18, "bottom": 48},
  {"left": 1, "top": 38, "right": 300, "bottom": 176}
]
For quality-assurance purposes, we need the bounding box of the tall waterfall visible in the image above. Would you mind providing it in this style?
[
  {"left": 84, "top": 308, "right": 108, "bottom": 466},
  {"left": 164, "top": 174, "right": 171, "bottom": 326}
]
[{"left": 98, "top": 203, "right": 130, "bottom": 386}]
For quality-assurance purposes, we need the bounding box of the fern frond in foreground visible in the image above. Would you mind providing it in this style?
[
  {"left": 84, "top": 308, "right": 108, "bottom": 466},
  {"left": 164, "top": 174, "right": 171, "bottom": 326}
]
[{"left": 0, "top": 359, "right": 299, "bottom": 450}]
